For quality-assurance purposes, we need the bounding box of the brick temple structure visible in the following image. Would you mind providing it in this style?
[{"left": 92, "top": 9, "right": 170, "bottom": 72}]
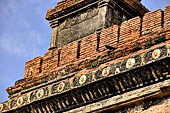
[{"left": 0, "top": 0, "right": 170, "bottom": 112}]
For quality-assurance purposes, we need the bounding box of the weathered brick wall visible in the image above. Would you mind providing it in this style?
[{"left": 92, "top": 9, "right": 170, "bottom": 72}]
[
  {"left": 165, "top": 5, "right": 170, "bottom": 25},
  {"left": 25, "top": 5, "right": 170, "bottom": 78},
  {"left": 2, "top": 4, "right": 170, "bottom": 113},
  {"left": 165, "top": 5, "right": 170, "bottom": 40},
  {"left": 7, "top": 5, "right": 170, "bottom": 96},
  {"left": 41, "top": 49, "right": 59, "bottom": 75},
  {"left": 80, "top": 33, "right": 98, "bottom": 59},
  {"left": 60, "top": 41, "right": 78, "bottom": 65},
  {"left": 142, "top": 9, "right": 163, "bottom": 35},
  {"left": 99, "top": 25, "right": 119, "bottom": 52},
  {"left": 24, "top": 57, "right": 42, "bottom": 78},
  {"left": 119, "top": 16, "right": 141, "bottom": 46}
]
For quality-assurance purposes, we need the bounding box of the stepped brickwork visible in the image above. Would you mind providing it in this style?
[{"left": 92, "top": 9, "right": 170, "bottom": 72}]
[{"left": 0, "top": 0, "right": 170, "bottom": 113}]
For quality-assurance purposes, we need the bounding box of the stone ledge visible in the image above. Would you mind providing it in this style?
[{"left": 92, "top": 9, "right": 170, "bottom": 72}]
[
  {"left": 46, "top": 0, "right": 148, "bottom": 20},
  {"left": 65, "top": 79, "right": 170, "bottom": 113}
]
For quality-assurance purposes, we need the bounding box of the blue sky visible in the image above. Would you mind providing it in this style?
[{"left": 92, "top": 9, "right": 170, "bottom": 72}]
[{"left": 0, "top": 0, "right": 169, "bottom": 102}]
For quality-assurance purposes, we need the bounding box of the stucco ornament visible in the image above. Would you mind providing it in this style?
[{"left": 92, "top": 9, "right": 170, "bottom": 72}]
[
  {"left": 152, "top": 49, "right": 161, "bottom": 59},
  {"left": 140, "top": 53, "right": 146, "bottom": 66},
  {"left": 27, "top": 92, "right": 33, "bottom": 103},
  {"left": 115, "top": 68, "right": 120, "bottom": 74},
  {"left": 166, "top": 44, "right": 170, "bottom": 56},
  {"left": 36, "top": 89, "right": 44, "bottom": 99},
  {"left": 17, "top": 97, "right": 24, "bottom": 107},
  {"left": 79, "top": 75, "right": 87, "bottom": 85},
  {"left": 102, "top": 67, "right": 111, "bottom": 77},
  {"left": 0, "top": 104, "right": 3, "bottom": 111},
  {"left": 92, "top": 70, "right": 97, "bottom": 81},
  {"left": 69, "top": 77, "right": 74, "bottom": 89},
  {"left": 57, "top": 82, "right": 65, "bottom": 93},
  {"left": 126, "top": 58, "right": 136, "bottom": 69}
]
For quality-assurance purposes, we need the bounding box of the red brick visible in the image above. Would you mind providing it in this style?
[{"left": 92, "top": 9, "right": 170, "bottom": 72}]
[
  {"left": 142, "top": 9, "right": 163, "bottom": 35},
  {"left": 24, "top": 56, "right": 42, "bottom": 78},
  {"left": 60, "top": 41, "right": 78, "bottom": 65},
  {"left": 119, "top": 16, "right": 141, "bottom": 46},
  {"left": 164, "top": 5, "right": 170, "bottom": 26},
  {"left": 99, "top": 25, "right": 119, "bottom": 52},
  {"left": 80, "top": 33, "right": 97, "bottom": 59}
]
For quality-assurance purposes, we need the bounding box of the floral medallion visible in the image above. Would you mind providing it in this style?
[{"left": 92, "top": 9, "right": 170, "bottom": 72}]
[
  {"left": 57, "top": 82, "right": 65, "bottom": 93},
  {"left": 102, "top": 67, "right": 111, "bottom": 77},
  {"left": 126, "top": 58, "right": 136, "bottom": 69},
  {"left": 36, "top": 89, "right": 44, "bottom": 99},
  {"left": 17, "top": 97, "right": 24, "bottom": 107},
  {"left": 152, "top": 49, "right": 161, "bottom": 59},
  {"left": 115, "top": 68, "right": 120, "bottom": 74},
  {"left": 79, "top": 75, "right": 87, "bottom": 85}
]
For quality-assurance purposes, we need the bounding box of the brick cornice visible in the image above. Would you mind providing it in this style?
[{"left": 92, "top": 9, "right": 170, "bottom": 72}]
[{"left": 46, "top": 0, "right": 148, "bottom": 21}]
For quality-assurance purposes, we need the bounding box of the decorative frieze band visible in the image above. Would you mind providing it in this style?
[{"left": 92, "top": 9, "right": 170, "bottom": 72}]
[{"left": 0, "top": 44, "right": 169, "bottom": 113}]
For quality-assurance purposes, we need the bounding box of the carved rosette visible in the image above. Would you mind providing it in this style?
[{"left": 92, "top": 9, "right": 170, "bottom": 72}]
[
  {"left": 152, "top": 49, "right": 162, "bottom": 59},
  {"left": 57, "top": 82, "right": 65, "bottom": 93},
  {"left": 126, "top": 58, "right": 136, "bottom": 69},
  {"left": 16, "top": 97, "right": 24, "bottom": 107},
  {"left": 36, "top": 89, "right": 44, "bottom": 99},
  {"left": 115, "top": 68, "right": 120, "bottom": 74},
  {"left": 0, "top": 104, "right": 3, "bottom": 111},
  {"left": 102, "top": 67, "right": 111, "bottom": 77},
  {"left": 79, "top": 75, "right": 87, "bottom": 85}
]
